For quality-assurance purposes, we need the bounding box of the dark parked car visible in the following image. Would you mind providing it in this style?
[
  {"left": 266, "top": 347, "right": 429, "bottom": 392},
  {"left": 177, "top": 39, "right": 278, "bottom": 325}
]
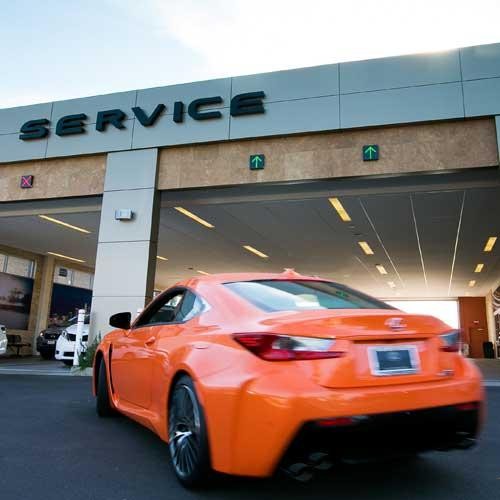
[{"left": 37, "top": 317, "right": 78, "bottom": 360}]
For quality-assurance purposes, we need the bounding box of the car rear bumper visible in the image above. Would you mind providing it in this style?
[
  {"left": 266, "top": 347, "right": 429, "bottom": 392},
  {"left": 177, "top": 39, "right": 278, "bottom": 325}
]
[
  {"left": 205, "top": 359, "right": 484, "bottom": 477},
  {"left": 37, "top": 342, "right": 57, "bottom": 354},
  {"left": 284, "top": 402, "right": 480, "bottom": 465},
  {"left": 55, "top": 350, "right": 74, "bottom": 360}
]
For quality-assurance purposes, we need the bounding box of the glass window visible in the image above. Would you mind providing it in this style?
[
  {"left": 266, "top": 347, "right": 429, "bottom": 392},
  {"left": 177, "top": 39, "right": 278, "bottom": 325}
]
[
  {"left": 54, "top": 266, "right": 72, "bottom": 285},
  {"left": 142, "top": 291, "right": 185, "bottom": 326},
  {"left": 53, "top": 267, "right": 94, "bottom": 289},
  {"left": 176, "top": 291, "right": 207, "bottom": 322},
  {"left": 0, "top": 254, "right": 6, "bottom": 272},
  {"left": 136, "top": 289, "right": 208, "bottom": 327},
  {"left": 225, "top": 280, "right": 393, "bottom": 313},
  {"left": 5, "top": 255, "right": 34, "bottom": 278},
  {"left": 72, "top": 270, "right": 93, "bottom": 290},
  {"left": 59, "top": 314, "right": 90, "bottom": 326},
  {"left": 386, "top": 300, "right": 459, "bottom": 329}
]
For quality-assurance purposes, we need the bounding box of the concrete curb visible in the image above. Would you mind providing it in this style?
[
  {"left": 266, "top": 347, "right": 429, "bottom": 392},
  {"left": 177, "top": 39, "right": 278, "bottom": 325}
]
[
  {"left": 0, "top": 369, "right": 74, "bottom": 376},
  {"left": 484, "top": 380, "right": 500, "bottom": 387},
  {"left": 70, "top": 367, "right": 93, "bottom": 377},
  {"left": 0, "top": 365, "right": 93, "bottom": 377}
]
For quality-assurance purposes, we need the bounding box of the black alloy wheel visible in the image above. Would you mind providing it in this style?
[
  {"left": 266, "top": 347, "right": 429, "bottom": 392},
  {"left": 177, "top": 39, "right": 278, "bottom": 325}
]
[
  {"left": 96, "top": 358, "right": 116, "bottom": 417},
  {"left": 168, "top": 375, "right": 211, "bottom": 487}
]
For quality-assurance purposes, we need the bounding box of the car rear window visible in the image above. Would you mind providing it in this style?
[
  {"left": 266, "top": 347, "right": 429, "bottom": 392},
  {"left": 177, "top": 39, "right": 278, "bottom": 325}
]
[
  {"left": 67, "top": 315, "right": 90, "bottom": 326},
  {"left": 225, "top": 280, "right": 393, "bottom": 312}
]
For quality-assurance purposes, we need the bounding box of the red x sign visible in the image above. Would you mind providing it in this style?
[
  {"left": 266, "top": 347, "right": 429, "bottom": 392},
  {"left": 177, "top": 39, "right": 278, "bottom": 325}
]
[{"left": 20, "top": 175, "right": 34, "bottom": 188}]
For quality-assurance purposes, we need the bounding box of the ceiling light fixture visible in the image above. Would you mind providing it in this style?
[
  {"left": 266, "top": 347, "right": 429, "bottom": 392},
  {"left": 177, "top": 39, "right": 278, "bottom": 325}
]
[
  {"left": 243, "top": 245, "right": 269, "bottom": 259},
  {"left": 358, "top": 241, "right": 374, "bottom": 255},
  {"left": 174, "top": 207, "right": 214, "bottom": 228},
  {"left": 39, "top": 215, "right": 91, "bottom": 234},
  {"left": 375, "top": 264, "right": 388, "bottom": 275},
  {"left": 156, "top": 255, "right": 168, "bottom": 261},
  {"left": 474, "top": 263, "right": 484, "bottom": 273},
  {"left": 328, "top": 197, "right": 351, "bottom": 222},
  {"left": 484, "top": 236, "right": 497, "bottom": 252},
  {"left": 468, "top": 280, "right": 476, "bottom": 287},
  {"left": 47, "top": 251, "right": 86, "bottom": 263},
  {"left": 196, "top": 270, "right": 210, "bottom": 276}
]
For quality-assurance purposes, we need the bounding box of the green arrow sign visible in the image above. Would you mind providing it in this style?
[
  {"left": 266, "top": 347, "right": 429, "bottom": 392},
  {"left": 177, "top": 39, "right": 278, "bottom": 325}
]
[
  {"left": 363, "top": 144, "right": 379, "bottom": 161},
  {"left": 249, "top": 154, "right": 265, "bottom": 170}
]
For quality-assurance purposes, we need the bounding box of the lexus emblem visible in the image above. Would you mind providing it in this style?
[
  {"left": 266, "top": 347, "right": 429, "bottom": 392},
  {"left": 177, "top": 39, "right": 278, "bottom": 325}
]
[{"left": 385, "top": 317, "right": 407, "bottom": 331}]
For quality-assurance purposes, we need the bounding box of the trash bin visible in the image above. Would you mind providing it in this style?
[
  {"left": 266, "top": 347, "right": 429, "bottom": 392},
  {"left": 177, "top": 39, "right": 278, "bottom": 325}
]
[{"left": 483, "top": 341, "right": 495, "bottom": 359}]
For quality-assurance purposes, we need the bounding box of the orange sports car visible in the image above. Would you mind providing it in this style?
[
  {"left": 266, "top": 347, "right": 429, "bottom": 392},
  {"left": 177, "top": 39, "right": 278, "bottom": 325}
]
[{"left": 92, "top": 270, "right": 484, "bottom": 487}]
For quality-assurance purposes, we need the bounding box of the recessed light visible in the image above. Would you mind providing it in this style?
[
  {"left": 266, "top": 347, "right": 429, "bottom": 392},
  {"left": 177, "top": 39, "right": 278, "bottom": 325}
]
[
  {"left": 156, "top": 255, "right": 168, "bottom": 261},
  {"left": 468, "top": 280, "right": 476, "bottom": 287},
  {"left": 474, "top": 263, "right": 484, "bottom": 273},
  {"left": 243, "top": 245, "right": 269, "bottom": 259},
  {"left": 376, "top": 264, "right": 388, "bottom": 275},
  {"left": 174, "top": 207, "right": 214, "bottom": 229},
  {"left": 483, "top": 236, "right": 497, "bottom": 252},
  {"left": 47, "top": 251, "right": 85, "bottom": 263},
  {"left": 39, "top": 215, "right": 91, "bottom": 234},
  {"left": 329, "top": 197, "right": 351, "bottom": 222},
  {"left": 358, "top": 241, "right": 374, "bottom": 255},
  {"left": 196, "top": 270, "right": 210, "bottom": 276}
]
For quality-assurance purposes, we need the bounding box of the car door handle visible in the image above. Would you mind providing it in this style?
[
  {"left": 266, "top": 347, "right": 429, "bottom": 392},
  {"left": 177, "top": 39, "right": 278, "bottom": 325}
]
[{"left": 144, "top": 336, "right": 156, "bottom": 346}]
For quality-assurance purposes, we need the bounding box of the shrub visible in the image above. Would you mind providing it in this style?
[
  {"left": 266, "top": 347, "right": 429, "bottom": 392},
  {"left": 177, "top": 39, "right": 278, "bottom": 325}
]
[{"left": 77, "top": 334, "right": 101, "bottom": 370}]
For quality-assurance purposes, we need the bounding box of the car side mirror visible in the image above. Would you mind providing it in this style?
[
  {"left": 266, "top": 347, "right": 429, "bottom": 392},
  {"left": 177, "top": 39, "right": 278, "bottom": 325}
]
[{"left": 109, "top": 312, "right": 131, "bottom": 330}]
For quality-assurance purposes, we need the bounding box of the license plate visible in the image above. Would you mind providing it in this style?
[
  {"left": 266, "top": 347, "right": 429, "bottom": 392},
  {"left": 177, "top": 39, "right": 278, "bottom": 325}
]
[
  {"left": 47, "top": 340, "right": 56, "bottom": 345},
  {"left": 368, "top": 345, "right": 419, "bottom": 376}
]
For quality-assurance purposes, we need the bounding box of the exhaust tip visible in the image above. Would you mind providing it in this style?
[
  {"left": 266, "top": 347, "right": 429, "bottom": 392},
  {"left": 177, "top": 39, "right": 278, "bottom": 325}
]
[
  {"left": 281, "top": 452, "right": 334, "bottom": 481},
  {"left": 281, "top": 462, "right": 314, "bottom": 482},
  {"left": 308, "top": 452, "right": 333, "bottom": 471}
]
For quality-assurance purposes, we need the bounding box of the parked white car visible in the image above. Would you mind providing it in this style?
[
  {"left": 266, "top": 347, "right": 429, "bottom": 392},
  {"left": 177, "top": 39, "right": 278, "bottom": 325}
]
[
  {"left": 55, "top": 315, "right": 89, "bottom": 366},
  {"left": 0, "top": 324, "right": 7, "bottom": 356}
]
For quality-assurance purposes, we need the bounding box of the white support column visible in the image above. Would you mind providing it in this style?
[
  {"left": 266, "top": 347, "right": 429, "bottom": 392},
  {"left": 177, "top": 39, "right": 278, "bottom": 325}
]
[{"left": 89, "top": 149, "right": 160, "bottom": 342}]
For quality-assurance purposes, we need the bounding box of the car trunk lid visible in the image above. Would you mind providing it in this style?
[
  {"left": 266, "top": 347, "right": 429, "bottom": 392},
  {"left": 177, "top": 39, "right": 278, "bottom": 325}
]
[{"left": 256, "top": 309, "right": 452, "bottom": 388}]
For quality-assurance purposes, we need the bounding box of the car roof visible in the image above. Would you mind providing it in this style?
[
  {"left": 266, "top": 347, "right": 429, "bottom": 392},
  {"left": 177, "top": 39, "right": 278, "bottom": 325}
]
[{"left": 175, "top": 270, "right": 330, "bottom": 289}]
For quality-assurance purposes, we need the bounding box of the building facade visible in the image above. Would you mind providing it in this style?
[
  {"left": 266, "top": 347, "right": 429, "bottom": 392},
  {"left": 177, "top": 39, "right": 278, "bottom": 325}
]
[{"left": 1, "top": 43, "right": 499, "bottom": 355}]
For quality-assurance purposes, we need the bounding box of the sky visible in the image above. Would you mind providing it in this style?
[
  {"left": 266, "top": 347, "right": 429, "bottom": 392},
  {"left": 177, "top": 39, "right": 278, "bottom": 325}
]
[{"left": 1, "top": 0, "right": 500, "bottom": 108}]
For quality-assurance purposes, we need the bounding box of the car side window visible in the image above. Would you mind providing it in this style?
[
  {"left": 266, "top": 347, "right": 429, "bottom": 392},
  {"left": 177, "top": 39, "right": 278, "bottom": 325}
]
[
  {"left": 138, "top": 291, "right": 185, "bottom": 327},
  {"left": 175, "top": 291, "right": 206, "bottom": 323},
  {"left": 135, "top": 289, "right": 208, "bottom": 328}
]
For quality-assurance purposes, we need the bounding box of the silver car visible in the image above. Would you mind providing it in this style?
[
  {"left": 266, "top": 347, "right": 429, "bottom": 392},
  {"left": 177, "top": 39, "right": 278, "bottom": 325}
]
[{"left": 0, "top": 324, "right": 7, "bottom": 356}]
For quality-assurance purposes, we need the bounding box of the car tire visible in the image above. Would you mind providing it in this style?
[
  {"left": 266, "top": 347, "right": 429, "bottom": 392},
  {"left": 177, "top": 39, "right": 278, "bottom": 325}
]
[
  {"left": 168, "top": 375, "right": 211, "bottom": 488},
  {"left": 63, "top": 360, "right": 73, "bottom": 366},
  {"left": 96, "top": 359, "right": 115, "bottom": 418},
  {"left": 40, "top": 351, "right": 54, "bottom": 360}
]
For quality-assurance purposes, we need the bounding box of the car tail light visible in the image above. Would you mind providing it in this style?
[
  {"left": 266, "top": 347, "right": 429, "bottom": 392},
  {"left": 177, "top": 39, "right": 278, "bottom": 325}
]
[
  {"left": 316, "top": 417, "right": 355, "bottom": 427},
  {"left": 232, "top": 333, "right": 345, "bottom": 361},
  {"left": 455, "top": 402, "right": 479, "bottom": 411},
  {"left": 439, "top": 330, "right": 461, "bottom": 352}
]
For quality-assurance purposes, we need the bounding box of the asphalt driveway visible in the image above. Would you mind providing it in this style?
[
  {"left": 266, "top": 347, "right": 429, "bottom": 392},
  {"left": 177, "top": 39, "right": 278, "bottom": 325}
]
[{"left": 0, "top": 375, "right": 499, "bottom": 500}]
